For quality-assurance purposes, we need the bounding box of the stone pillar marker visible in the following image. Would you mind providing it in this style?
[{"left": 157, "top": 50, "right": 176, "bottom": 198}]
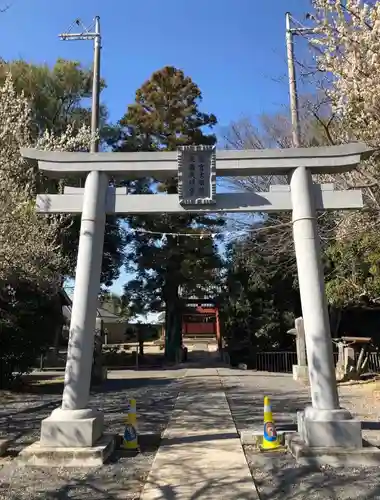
[
  {"left": 290, "top": 317, "right": 308, "bottom": 381},
  {"left": 92, "top": 317, "right": 107, "bottom": 385},
  {"left": 295, "top": 317, "right": 307, "bottom": 367}
]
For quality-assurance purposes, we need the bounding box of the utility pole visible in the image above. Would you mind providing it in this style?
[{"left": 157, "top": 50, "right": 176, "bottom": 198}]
[
  {"left": 285, "top": 12, "right": 301, "bottom": 148},
  {"left": 59, "top": 16, "right": 101, "bottom": 152},
  {"left": 58, "top": 17, "right": 109, "bottom": 411},
  {"left": 286, "top": 12, "right": 340, "bottom": 412},
  {"left": 285, "top": 12, "right": 314, "bottom": 148}
]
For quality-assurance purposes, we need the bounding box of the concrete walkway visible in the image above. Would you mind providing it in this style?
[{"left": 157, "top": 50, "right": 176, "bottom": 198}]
[{"left": 140, "top": 367, "right": 259, "bottom": 500}]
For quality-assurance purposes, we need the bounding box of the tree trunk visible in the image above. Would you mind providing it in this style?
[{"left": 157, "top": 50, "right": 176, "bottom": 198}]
[
  {"left": 139, "top": 339, "right": 144, "bottom": 357},
  {"left": 52, "top": 324, "right": 61, "bottom": 357},
  {"left": 164, "top": 283, "right": 182, "bottom": 363},
  {"left": 91, "top": 318, "right": 104, "bottom": 387}
]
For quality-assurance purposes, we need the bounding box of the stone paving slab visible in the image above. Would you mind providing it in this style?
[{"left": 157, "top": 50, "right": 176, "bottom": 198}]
[
  {"left": 18, "top": 434, "right": 116, "bottom": 467},
  {"left": 141, "top": 368, "right": 258, "bottom": 499}
]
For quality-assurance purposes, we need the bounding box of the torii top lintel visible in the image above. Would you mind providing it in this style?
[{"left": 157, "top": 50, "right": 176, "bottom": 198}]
[{"left": 21, "top": 143, "right": 373, "bottom": 178}]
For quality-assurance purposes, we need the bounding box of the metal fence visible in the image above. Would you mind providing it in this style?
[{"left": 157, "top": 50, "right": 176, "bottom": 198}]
[
  {"left": 367, "top": 352, "right": 380, "bottom": 372},
  {"left": 253, "top": 351, "right": 297, "bottom": 373},
  {"left": 252, "top": 350, "right": 380, "bottom": 374}
]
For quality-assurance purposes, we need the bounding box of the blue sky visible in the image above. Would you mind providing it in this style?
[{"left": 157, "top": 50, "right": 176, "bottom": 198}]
[
  {"left": 1, "top": 0, "right": 313, "bottom": 295},
  {"left": 0, "top": 0, "right": 312, "bottom": 126}
]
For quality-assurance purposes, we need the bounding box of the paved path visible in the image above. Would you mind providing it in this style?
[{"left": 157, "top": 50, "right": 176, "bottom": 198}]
[{"left": 141, "top": 367, "right": 259, "bottom": 499}]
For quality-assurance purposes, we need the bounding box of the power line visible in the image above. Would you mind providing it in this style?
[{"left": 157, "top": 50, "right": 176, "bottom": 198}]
[{"left": 126, "top": 221, "right": 292, "bottom": 239}]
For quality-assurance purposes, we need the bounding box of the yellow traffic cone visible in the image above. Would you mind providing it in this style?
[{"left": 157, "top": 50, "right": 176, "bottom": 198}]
[
  {"left": 260, "top": 395, "right": 281, "bottom": 451},
  {"left": 122, "top": 398, "right": 139, "bottom": 450}
]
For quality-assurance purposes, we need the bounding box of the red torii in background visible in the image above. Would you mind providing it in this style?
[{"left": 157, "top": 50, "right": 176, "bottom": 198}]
[{"left": 182, "top": 306, "right": 221, "bottom": 349}]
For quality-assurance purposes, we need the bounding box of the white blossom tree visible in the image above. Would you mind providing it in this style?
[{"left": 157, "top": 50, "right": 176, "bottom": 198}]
[
  {"left": 0, "top": 74, "right": 91, "bottom": 285},
  {"left": 0, "top": 74, "right": 91, "bottom": 386},
  {"left": 310, "top": 1, "right": 380, "bottom": 208},
  {"left": 307, "top": 0, "right": 380, "bottom": 303},
  {"left": 222, "top": 3, "right": 380, "bottom": 304}
]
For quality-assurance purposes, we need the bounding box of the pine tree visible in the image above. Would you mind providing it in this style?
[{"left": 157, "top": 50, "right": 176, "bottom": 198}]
[{"left": 115, "top": 66, "right": 224, "bottom": 361}]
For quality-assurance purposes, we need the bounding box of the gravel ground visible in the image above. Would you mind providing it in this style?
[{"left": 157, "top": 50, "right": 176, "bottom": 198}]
[
  {"left": 2, "top": 367, "right": 380, "bottom": 499},
  {"left": 0, "top": 369, "right": 185, "bottom": 500},
  {"left": 339, "top": 380, "right": 380, "bottom": 445},
  {"left": 246, "top": 450, "right": 380, "bottom": 500},
  {"left": 220, "top": 370, "right": 380, "bottom": 500},
  {"left": 0, "top": 390, "right": 61, "bottom": 450},
  {"left": 0, "top": 393, "right": 59, "bottom": 418}
]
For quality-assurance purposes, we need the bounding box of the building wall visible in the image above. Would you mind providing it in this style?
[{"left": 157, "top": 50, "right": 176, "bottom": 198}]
[
  {"left": 104, "top": 323, "right": 126, "bottom": 344},
  {"left": 105, "top": 323, "right": 162, "bottom": 345},
  {"left": 184, "top": 322, "right": 215, "bottom": 335}
]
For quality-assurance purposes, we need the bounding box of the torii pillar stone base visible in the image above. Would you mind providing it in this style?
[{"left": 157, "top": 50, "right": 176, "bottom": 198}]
[
  {"left": 297, "top": 406, "right": 362, "bottom": 449},
  {"left": 40, "top": 408, "right": 104, "bottom": 448}
]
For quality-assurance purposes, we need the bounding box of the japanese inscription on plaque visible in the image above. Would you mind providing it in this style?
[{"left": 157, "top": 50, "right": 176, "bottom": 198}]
[{"left": 177, "top": 145, "right": 216, "bottom": 205}]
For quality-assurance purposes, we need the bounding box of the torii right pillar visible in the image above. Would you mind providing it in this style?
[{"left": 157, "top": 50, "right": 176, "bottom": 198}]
[{"left": 290, "top": 165, "right": 362, "bottom": 448}]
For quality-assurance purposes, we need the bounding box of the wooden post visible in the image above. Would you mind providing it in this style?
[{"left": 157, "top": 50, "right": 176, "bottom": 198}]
[{"left": 215, "top": 307, "right": 221, "bottom": 352}]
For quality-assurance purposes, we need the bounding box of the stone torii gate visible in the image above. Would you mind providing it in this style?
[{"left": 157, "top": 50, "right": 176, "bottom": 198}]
[{"left": 20, "top": 143, "right": 372, "bottom": 464}]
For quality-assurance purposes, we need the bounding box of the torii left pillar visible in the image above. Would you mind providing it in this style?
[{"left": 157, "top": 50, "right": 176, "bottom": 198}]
[
  {"left": 40, "top": 171, "right": 109, "bottom": 448},
  {"left": 18, "top": 170, "right": 115, "bottom": 467}
]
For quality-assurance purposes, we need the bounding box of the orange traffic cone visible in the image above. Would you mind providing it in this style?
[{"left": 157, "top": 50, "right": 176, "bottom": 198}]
[{"left": 260, "top": 396, "right": 281, "bottom": 451}]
